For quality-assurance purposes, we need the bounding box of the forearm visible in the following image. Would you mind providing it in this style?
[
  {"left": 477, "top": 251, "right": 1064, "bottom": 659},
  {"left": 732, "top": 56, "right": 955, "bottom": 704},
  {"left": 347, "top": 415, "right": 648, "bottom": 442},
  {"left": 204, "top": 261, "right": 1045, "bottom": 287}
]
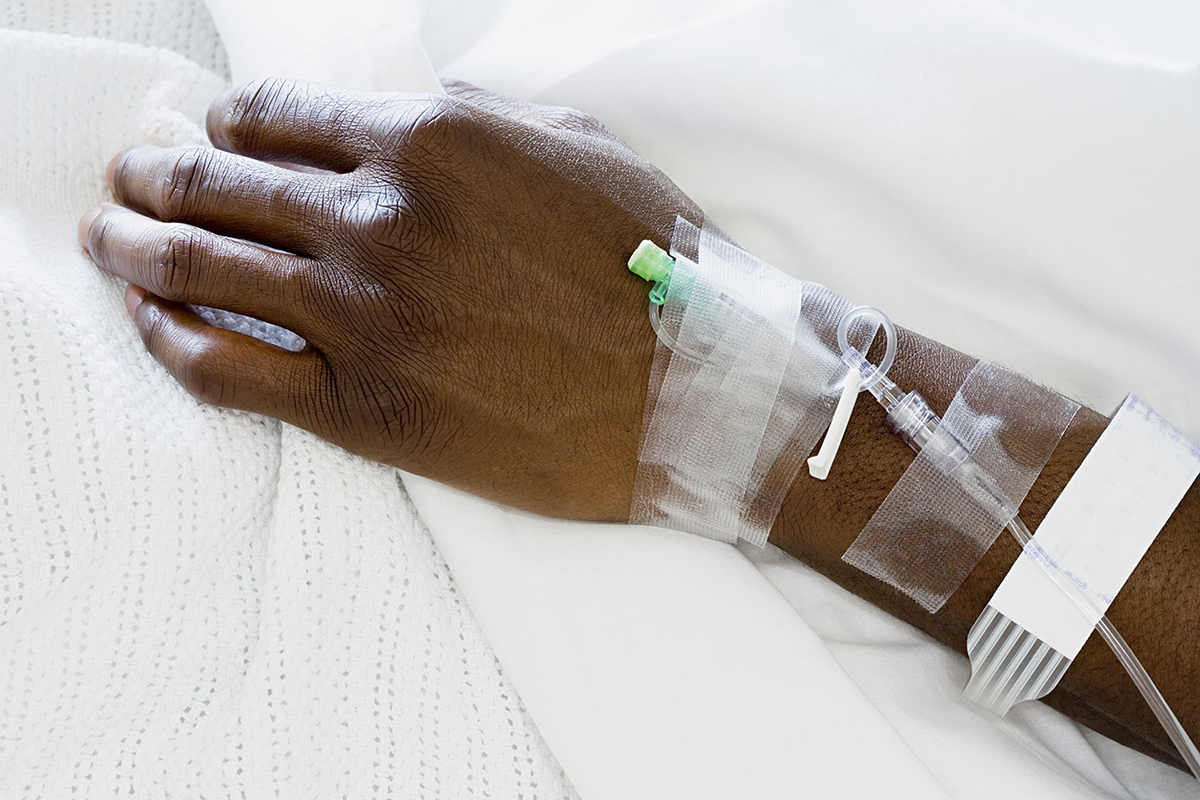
[{"left": 769, "top": 326, "right": 1199, "bottom": 767}]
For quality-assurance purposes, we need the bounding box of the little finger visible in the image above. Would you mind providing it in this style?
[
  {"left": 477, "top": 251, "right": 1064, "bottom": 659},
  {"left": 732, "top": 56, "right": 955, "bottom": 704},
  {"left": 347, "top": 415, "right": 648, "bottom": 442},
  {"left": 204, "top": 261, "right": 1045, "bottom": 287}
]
[{"left": 130, "top": 288, "right": 332, "bottom": 431}]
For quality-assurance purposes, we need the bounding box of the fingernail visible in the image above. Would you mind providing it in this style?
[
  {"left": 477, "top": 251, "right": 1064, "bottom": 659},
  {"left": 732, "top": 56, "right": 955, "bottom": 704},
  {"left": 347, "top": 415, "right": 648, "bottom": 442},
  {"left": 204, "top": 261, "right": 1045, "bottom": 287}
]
[
  {"left": 78, "top": 206, "right": 102, "bottom": 251},
  {"left": 106, "top": 151, "right": 122, "bottom": 193},
  {"left": 125, "top": 284, "right": 146, "bottom": 317}
]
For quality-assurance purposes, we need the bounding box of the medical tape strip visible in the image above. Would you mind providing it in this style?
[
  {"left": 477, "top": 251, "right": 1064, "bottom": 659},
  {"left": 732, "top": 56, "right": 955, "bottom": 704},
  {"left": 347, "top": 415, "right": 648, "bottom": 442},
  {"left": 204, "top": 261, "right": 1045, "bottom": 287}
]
[
  {"left": 630, "top": 217, "right": 875, "bottom": 546},
  {"left": 843, "top": 362, "right": 1079, "bottom": 612},
  {"left": 965, "top": 395, "right": 1200, "bottom": 715}
]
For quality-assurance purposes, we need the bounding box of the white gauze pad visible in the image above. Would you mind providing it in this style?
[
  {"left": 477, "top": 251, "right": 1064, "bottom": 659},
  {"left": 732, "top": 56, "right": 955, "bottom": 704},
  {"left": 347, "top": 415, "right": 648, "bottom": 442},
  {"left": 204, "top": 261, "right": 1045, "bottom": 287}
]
[{"left": 630, "top": 218, "right": 873, "bottom": 546}]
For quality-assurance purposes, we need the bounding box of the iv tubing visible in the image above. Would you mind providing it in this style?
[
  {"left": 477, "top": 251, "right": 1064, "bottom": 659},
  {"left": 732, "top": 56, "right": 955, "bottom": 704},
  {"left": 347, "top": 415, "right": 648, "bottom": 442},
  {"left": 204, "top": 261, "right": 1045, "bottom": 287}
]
[
  {"left": 635, "top": 266, "right": 1200, "bottom": 775},
  {"left": 647, "top": 302, "right": 704, "bottom": 363},
  {"left": 839, "top": 307, "right": 1200, "bottom": 781},
  {"left": 1005, "top": 514, "right": 1200, "bottom": 781}
]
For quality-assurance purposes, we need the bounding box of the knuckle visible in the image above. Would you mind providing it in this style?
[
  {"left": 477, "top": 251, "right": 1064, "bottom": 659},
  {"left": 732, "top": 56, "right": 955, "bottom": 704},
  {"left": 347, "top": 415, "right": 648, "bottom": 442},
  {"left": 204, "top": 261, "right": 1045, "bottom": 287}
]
[
  {"left": 378, "top": 94, "right": 468, "bottom": 155},
  {"left": 348, "top": 372, "right": 432, "bottom": 453},
  {"left": 339, "top": 188, "right": 405, "bottom": 243},
  {"left": 154, "top": 226, "right": 203, "bottom": 299},
  {"left": 160, "top": 147, "right": 211, "bottom": 219},
  {"left": 220, "top": 77, "right": 291, "bottom": 150},
  {"left": 177, "top": 339, "right": 229, "bottom": 406},
  {"left": 137, "top": 307, "right": 228, "bottom": 406},
  {"left": 542, "top": 106, "right": 610, "bottom": 137}
]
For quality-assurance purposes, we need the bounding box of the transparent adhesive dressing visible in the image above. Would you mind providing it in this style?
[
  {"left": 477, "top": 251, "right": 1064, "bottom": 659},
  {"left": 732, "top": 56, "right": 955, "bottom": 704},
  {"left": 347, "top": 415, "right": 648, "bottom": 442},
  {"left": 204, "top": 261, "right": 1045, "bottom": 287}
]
[
  {"left": 627, "top": 224, "right": 875, "bottom": 547},
  {"left": 628, "top": 236, "right": 1199, "bottom": 779}
]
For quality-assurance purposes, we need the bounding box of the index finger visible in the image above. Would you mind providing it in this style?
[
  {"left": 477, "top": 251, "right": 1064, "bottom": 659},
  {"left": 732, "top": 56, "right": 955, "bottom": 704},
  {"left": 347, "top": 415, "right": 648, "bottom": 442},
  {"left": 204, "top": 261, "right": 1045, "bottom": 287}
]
[{"left": 207, "top": 78, "right": 378, "bottom": 173}]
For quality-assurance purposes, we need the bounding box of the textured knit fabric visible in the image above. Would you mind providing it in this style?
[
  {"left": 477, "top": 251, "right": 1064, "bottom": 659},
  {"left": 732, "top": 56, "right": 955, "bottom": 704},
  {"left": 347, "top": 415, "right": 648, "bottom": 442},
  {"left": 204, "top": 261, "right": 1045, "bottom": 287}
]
[
  {"left": 0, "top": 5, "right": 576, "bottom": 798},
  {"left": 0, "top": 0, "right": 230, "bottom": 77}
]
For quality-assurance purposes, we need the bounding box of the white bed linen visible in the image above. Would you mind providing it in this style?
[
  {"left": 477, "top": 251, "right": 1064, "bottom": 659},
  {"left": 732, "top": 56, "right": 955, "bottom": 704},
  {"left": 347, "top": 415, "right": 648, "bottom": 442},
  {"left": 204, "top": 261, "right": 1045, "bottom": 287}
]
[
  {"left": 2, "top": 0, "right": 1199, "bottom": 797},
  {"left": 405, "top": 475, "right": 952, "bottom": 799}
]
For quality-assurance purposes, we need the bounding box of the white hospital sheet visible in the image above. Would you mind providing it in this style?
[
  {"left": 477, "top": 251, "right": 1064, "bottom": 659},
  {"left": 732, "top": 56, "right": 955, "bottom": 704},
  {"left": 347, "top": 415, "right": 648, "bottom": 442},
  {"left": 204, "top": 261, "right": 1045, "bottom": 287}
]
[{"left": 2, "top": 0, "right": 1199, "bottom": 797}]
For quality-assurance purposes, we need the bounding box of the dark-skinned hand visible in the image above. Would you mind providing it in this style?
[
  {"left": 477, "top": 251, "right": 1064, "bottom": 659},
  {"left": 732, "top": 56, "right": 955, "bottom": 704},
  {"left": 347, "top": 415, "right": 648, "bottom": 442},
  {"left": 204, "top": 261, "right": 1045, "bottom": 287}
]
[{"left": 80, "top": 78, "right": 699, "bottom": 520}]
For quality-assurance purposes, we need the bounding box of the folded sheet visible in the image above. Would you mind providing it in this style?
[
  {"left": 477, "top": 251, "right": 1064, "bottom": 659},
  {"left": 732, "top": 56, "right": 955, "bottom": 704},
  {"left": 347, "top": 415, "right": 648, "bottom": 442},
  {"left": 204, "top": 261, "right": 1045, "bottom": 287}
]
[{"left": 405, "top": 475, "right": 951, "bottom": 799}]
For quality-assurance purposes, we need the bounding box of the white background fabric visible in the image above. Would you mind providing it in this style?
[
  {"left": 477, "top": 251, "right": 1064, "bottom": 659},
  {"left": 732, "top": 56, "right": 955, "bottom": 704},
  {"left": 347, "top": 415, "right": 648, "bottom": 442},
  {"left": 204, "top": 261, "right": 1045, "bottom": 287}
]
[{"left": 3, "top": 0, "right": 1200, "bottom": 798}]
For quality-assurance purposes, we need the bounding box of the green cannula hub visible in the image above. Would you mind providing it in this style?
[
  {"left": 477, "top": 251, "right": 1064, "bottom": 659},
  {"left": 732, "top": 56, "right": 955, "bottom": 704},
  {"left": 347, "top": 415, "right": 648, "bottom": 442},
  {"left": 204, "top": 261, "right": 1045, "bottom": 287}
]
[{"left": 628, "top": 239, "right": 675, "bottom": 305}]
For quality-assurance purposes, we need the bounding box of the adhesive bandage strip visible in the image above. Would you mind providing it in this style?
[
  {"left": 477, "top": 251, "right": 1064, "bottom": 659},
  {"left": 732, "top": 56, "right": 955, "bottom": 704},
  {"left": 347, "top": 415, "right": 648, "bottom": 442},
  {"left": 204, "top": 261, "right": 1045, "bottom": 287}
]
[
  {"left": 630, "top": 217, "right": 875, "bottom": 546},
  {"left": 842, "top": 362, "right": 1079, "bottom": 613},
  {"left": 965, "top": 395, "right": 1200, "bottom": 715}
]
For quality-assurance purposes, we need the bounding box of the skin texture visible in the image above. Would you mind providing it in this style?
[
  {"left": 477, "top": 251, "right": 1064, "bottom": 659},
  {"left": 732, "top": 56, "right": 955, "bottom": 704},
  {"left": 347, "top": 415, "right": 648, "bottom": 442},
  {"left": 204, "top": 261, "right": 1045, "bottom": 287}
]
[{"left": 81, "top": 78, "right": 1197, "bottom": 770}]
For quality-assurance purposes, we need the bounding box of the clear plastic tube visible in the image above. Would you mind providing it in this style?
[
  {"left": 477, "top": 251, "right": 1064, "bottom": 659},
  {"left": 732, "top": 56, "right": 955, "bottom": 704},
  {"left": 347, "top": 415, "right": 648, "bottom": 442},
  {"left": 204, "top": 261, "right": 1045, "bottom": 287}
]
[
  {"left": 1005, "top": 515, "right": 1200, "bottom": 781},
  {"left": 836, "top": 306, "right": 896, "bottom": 391},
  {"left": 842, "top": 333, "right": 1200, "bottom": 781},
  {"left": 647, "top": 301, "right": 706, "bottom": 363}
]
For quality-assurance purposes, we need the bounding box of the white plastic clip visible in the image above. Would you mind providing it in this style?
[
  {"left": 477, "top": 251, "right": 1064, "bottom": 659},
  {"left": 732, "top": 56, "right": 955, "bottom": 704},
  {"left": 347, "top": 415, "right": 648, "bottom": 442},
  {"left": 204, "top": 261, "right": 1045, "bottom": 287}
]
[
  {"left": 808, "top": 369, "right": 863, "bottom": 479},
  {"left": 808, "top": 306, "right": 897, "bottom": 480}
]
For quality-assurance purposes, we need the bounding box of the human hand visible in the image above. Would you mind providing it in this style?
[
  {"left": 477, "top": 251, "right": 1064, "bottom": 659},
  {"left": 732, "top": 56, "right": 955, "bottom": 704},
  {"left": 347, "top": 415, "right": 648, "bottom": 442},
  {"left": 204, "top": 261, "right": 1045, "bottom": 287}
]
[{"left": 80, "top": 78, "right": 700, "bottom": 521}]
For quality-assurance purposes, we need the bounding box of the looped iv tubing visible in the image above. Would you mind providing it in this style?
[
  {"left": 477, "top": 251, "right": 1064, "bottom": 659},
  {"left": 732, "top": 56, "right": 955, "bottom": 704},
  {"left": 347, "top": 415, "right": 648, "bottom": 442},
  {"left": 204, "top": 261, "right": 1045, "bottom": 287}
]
[
  {"left": 807, "top": 306, "right": 901, "bottom": 479},
  {"left": 836, "top": 306, "right": 896, "bottom": 392}
]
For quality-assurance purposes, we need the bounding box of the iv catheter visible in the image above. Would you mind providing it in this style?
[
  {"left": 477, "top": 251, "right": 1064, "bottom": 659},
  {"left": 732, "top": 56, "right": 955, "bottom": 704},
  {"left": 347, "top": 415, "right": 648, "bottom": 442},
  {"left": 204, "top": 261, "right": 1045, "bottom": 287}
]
[
  {"left": 628, "top": 241, "right": 1199, "bottom": 779},
  {"left": 627, "top": 239, "right": 702, "bottom": 361}
]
